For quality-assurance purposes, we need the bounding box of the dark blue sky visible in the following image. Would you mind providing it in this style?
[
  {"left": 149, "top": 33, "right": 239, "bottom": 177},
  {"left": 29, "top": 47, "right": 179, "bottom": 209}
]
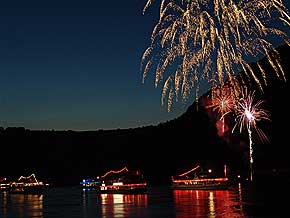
[
  {"left": 0, "top": 0, "right": 185, "bottom": 130},
  {"left": 0, "top": 1, "right": 289, "bottom": 130}
]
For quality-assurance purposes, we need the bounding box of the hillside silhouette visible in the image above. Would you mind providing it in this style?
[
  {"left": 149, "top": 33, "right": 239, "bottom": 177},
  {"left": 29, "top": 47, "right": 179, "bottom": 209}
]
[{"left": 1, "top": 44, "right": 289, "bottom": 186}]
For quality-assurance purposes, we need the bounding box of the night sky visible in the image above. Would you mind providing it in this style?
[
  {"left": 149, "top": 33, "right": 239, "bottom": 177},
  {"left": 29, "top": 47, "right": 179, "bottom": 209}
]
[{"left": 0, "top": 0, "right": 289, "bottom": 131}]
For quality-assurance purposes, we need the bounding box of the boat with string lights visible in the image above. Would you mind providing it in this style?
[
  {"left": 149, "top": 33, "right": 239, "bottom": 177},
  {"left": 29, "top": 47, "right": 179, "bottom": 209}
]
[
  {"left": 96, "top": 166, "right": 148, "bottom": 194},
  {"left": 0, "top": 177, "right": 10, "bottom": 191},
  {"left": 171, "top": 165, "right": 229, "bottom": 190},
  {"left": 8, "top": 173, "right": 49, "bottom": 194}
]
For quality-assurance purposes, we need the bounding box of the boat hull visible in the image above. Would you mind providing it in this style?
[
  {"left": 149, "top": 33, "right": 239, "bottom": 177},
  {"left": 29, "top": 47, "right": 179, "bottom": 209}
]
[
  {"left": 171, "top": 177, "right": 229, "bottom": 190},
  {"left": 9, "top": 185, "right": 45, "bottom": 194},
  {"left": 98, "top": 188, "right": 147, "bottom": 194},
  {"left": 171, "top": 184, "right": 228, "bottom": 190},
  {"left": 97, "top": 184, "right": 147, "bottom": 194}
]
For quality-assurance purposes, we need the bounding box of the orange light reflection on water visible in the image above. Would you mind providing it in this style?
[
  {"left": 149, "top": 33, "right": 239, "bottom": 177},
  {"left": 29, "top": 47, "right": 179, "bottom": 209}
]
[
  {"left": 1, "top": 193, "right": 43, "bottom": 218},
  {"left": 173, "top": 189, "right": 245, "bottom": 218},
  {"left": 100, "top": 193, "right": 148, "bottom": 218}
]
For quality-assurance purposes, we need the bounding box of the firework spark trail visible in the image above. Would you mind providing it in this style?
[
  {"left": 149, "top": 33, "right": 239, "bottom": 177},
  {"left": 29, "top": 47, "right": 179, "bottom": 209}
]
[
  {"left": 141, "top": 0, "right": 290, "bottom": 111},
  {"left": 232, "top": 87, "right": 271, "bottom": 181}
]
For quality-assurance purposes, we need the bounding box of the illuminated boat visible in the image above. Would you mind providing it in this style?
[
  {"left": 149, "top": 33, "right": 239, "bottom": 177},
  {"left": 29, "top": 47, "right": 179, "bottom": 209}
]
[
  {"left": 171, "top": 165, "right": 229, "bottom": 190},
  {"left": 97, "top": 167, "right": 148, "bottom": 194},
  {"left": 0, "top": 177, "right": 10, "bottom": 191},
  {"left": 9, "top": 173, "right": 49, "bottom": 194}
]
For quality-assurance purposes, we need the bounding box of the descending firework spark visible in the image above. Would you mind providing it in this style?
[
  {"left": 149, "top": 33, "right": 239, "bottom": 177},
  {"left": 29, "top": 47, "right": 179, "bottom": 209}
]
[
  {"left": 141, "top": 0, "right": 290, "bottom": 111},
  {"left": 232, "top": 88, "right": 270, "bottom": 181}
]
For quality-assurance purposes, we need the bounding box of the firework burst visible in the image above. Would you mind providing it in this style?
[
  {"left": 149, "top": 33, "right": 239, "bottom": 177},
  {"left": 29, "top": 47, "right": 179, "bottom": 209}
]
[
  {"left": 206, "top": 86, "right": 235, "bottom": 118},
  {"left": 232, "top": 88, "right": 271, "bottom": 143},
  {"left": 232, "top": 87, "right": 271, "bottom": 181},
  {"left": 141, "top": 0, "right": 290, "bottom": 111},
  {"left": 206, "top": 84, "right": 236, "bottom": 134}
]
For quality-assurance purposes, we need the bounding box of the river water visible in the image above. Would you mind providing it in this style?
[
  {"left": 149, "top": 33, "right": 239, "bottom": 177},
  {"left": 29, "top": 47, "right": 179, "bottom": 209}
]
[{"left": 1, "top": 183, "right": 289, "bottom": 218}]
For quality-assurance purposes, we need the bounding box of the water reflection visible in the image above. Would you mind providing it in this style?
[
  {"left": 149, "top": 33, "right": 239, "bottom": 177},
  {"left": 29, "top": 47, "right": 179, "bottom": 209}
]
[
  {"left": 0, "top": 191, "right": 43, "bottom": 218},
  {"left": 100, "top": 193, "right": 148, "bottom": 218},
  {"left": 1, "top": 183, "right": 284, "bottom": 218},
  {"left": 0, "top": 191, "right": 8, "bottom": 217},
  {"left": 173, "top": 188, "right": 245, "bottom": 218}
]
